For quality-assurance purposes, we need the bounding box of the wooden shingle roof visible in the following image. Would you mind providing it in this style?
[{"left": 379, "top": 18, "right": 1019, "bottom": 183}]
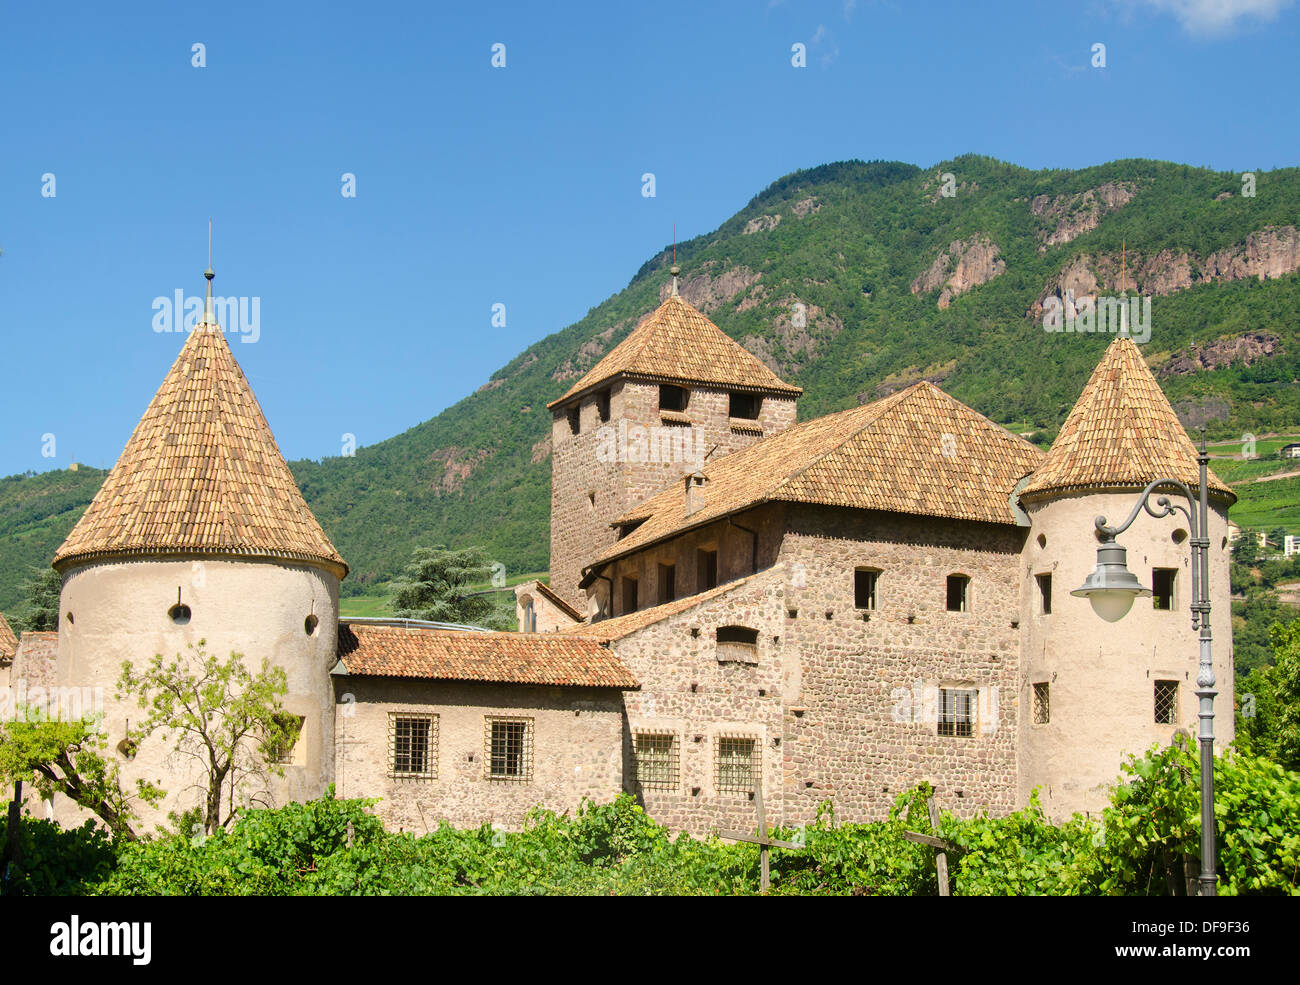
[
  {"left": 0, "top": 613, "right": 18, "bottom": 663},
  {"left": 593, "top": 382, "right": 1044, "bottom": 565},
  {"left": 1021, "top": 337, "right": 1234, "bottom": 502},
  {"left": 53, "top": 317, "right": 346, "bottom": 575},
  {"left": 336, "top": 623, "right": 638, "bottom": 688},
  {"left": 547, "top": 292, "right": 802, "bottom": 409}
]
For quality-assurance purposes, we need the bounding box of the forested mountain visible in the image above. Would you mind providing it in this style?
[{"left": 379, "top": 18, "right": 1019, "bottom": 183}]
[{"left": 4, "top": 155, "right": 1299, "bottom": 609}]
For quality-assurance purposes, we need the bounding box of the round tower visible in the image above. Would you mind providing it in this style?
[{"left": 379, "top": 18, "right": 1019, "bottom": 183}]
[
  {"left": 1016, "top": 338, "right": 1235, "bottom": 820},
  {"left": 50, "top": 268, "right": 347, "bottom": 832}
]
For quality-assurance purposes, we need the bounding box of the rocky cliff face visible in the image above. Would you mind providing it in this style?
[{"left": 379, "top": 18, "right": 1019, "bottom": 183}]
[
  {"left": 1155, "top": 332, "right": 1282, "bottom": 378},
  {"left": 1031, "top": 226, "right": 1300, "bottom": 319},
  {"left": 1031, "top": 181, "right": 1137, "bottom": 250},
  {"left": 911, "top": 235, "right": 1006, "bottom": 309}
]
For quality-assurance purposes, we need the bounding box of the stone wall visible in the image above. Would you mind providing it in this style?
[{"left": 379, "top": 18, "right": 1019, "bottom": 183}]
[
  {"left": 333, "top": 677, "right": 626, "bottom": 832},
  {"left": 608, "top": 567, "right": 789, "bottom": 835},
  {"left": 549, "top": 378, "right": 796, "bottom": 610},
  {"left": 775, "top": 506, "right": 1025, "bottom": 824}
]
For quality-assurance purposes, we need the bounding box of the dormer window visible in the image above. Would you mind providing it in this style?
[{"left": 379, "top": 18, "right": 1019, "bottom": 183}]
[
  {"left": 659, "top": 384, "right": 689, "bottom": 413},
  {"left": 729, "top": 392, "right": 761, "bottom": 420}
]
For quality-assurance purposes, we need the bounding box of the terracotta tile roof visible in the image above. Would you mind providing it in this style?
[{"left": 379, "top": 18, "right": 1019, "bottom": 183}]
[
  {"left": 561, "top": 573, "right": 762, "bottom": 640},
  {"left": 53, "top": 318, "right": 347, "bottom": 576},
  {"left": 1021, "top": 337, "right": 1234, "bottom": 502},
  {"left": 533, "top": 581, "right": 585, "bottom": 622},
  {"left": 548, "top": 293, "right": 802, "bottom": 409},
  {"left": 336, "top": 623, "right": 637, "bottom": 688},
  {"left": 0, "top": 613, "right": 17, "bottom": 663},
  {"left": 592, "top": 382, "right": 1044, "bottom": 564}
]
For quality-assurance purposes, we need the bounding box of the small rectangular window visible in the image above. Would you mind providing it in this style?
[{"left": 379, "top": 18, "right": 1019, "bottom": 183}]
[
  {"left": 715, "top": 736, "right": 758, "bottom": 795},
  {"left": 946, "top": 574, "right": 970, "bottom": 612},
  {"left": 265, "top": 713, "right": 305, "bottom": 765},
  {"left": 1154, "top": 680, "right": 1178, "bottom": 725},
  {"left": 390, "top": 713, "right": 437, "bottom": 779},
  {"left": 659, "top": 384, "right": 689, "bottom": 413},
  {"left": 1033, "top": 682, "right": 1050, "bottom": 724},
  {"left": 634, "top": 733, "right": 679, "bottom": 791},
  {"left": 1036, "top": 573, "right": 1052, "bottom": 615},
  {"left": 1152, "top": 568, "right": 1176, "bottom": 611},
  {"left": 486, "top": 717, "right": 533, "bottom": 781},
  {"left": 621, "top": 576, "right": 639, "bottom": 614},
  {"left": 697, "top": 549, "right": 718, "bottom": 591},
  {"left": 596, "top": 388, "right": 611, "bottom": 423},
  {"left": 657, "top": 562, "right": 676, "bottom": 603},
  {"left": 854, "top": 569, "right": 879, "bottom": 610},
  {"left": 938, "top": 688, "right": 976, "bottom": 737},
  {"left": 716, "top": 625, "right": 760, "bottom": 664},
  {"left": 729, "top": 392, "right": 761, "bottom": 419}
]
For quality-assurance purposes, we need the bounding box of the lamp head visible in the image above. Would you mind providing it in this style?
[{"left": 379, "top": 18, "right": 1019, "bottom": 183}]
[{"left": 1071, "top": 539, "right": 1152, "bottom": 622}]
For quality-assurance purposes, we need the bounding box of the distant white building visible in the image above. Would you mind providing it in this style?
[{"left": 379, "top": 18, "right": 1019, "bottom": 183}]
[{"left": 1286, "top": 535, "right": 1299, "bottom": 558}]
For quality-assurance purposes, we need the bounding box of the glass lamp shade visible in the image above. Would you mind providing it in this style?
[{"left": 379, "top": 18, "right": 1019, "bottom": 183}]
[{"left": 1071, "top": 540, "right": 1152, "bottom": 623}]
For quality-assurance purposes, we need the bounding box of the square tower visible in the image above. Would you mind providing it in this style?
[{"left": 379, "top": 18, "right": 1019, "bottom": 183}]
[{"left": 547, "top": 276, "right": 801, "bottom": 610}]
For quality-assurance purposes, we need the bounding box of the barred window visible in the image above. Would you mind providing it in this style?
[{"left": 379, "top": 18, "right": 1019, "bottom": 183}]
[
  {"left": 486, "top": 717, "right": 534, "bottom": 781},
  {"left": 1033, "top": 682, "right": 1050, "bottom": 725},
  {"left": 938, "top": 688, "right": 976, "bottom": 737},
  {"left": 264, "top": 713, "right": 304, "bottom": 765},
  {"left": 389, "top": 713, "right": 437, "bottom": 779},
  {"left": 634, "top": 733, "right": 679, "bottom": 791},
  {"left": 1154, "top": 680, "right": 1179, "bottom": 725},
  {"left": 715, "top": 736, "right": 758, "bottom": 795}
]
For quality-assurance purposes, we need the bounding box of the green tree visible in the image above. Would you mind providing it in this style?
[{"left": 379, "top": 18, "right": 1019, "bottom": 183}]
[
  {"left": 0, "top": 712, "right": 161, "bottom": 840},
  {"left": 391, "top": 545, "right": 500, "bottom": 626},
  {"left": 15, "top": 567, "right": 61, "bottom": 632},
  {"left": 1237, "top": 618, "right": 1300, "bottom": 770},
  {"left": 118, "top": 641, "right": 296, "bottom": 835}
]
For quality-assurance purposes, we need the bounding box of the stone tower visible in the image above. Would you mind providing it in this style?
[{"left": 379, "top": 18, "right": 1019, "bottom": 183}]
[
  {"left": 51, "top": 269, "right": 348, "bottom": 831},
  {"left": 1016, "top": 337, "right": 1235, "bottom": 818},
  {"left": 545, "top": 270, "right": 802, "bottom": 612}
]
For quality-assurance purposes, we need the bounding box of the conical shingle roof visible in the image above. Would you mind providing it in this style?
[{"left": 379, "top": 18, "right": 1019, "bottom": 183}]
[
  {"left": 547, "top": 291, "right": 802, "bottom": 409},
  {"left": 53, "top": 298, "right": 347, "bottom": 576},
  {"left": 594, "top": 381, "right": 1044, "bottom": 565},
  {"left": 1020, "top": 337, "right": 1233, "bottom": 502}
]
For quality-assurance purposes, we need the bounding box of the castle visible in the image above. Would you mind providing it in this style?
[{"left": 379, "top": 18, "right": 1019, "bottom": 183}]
[{"left": 3, "top": 264, "right": 1236, "bottom": 836}]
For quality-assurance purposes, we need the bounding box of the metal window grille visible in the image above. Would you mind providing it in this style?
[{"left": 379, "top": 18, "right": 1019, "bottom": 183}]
[
  {"left": 266, "top": 713, "right": 304, "bottom": 765},
  {"left": 486, "top": 717, "right": 533, "bottom": 781},
  {"left": 715, "top": 736, "right": 758, "bottom": 795},
  {"left": 389, "top": 713, "right": 437, "bottom": 780},
  {"left": 1154, "top": 680, "right": 1179, "bottom": 725},
  {"left": 938, "top": 688, "right": 976, "bottom": 737},
  {"left": 1033, "top": 682, "right": 1050, "bottom": 725},
  {"left": 635, "top": 733, "right": 679, "bottom": 791}
]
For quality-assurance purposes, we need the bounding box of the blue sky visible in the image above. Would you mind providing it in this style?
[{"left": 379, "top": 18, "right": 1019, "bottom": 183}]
[{"left": 2, "top": 0, "right": 1297, "bottom": 474}]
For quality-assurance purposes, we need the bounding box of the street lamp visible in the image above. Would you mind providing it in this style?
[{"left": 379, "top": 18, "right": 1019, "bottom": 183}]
[{"left": 1070, "top": 433, "right": 1218, "bottom": 897}]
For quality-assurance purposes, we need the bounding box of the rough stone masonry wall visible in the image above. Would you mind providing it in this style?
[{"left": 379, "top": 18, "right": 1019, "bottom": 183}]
[
  {"left": 776, "top": 506, "right": 1025, "bottom": 824},
  {"left": 609, "top": 565, "right": 789, "bottom": 836},
  {"left": 334, "top": 678, "right": 625, "bottom": 832},
  {"left": 550, "top": 379, "right": 796, "bottom": 611}
]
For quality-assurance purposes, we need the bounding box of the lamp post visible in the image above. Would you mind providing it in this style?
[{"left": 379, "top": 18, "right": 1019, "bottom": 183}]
[{"left": 1070, "top": 433, "right": 1218, "bottom": 896}]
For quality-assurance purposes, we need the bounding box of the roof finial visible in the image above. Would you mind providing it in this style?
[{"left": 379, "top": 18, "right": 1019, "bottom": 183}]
[
  {"left": 670, "top": 223, "right": 679, "bottom": 296},
  {"left": 203, "top": 219, "right": 216, "bottom": 327}
]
